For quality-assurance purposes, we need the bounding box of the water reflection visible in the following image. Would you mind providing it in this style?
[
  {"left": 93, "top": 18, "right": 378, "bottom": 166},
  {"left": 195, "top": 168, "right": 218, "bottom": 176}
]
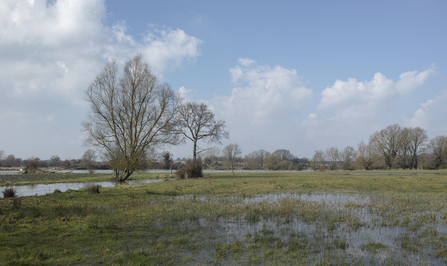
[{"left": 174, "top": 193, "right": 447, "bottom": 265}]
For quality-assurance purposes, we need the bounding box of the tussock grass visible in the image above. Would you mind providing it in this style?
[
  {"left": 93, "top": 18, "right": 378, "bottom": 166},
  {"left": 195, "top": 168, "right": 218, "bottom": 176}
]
[
  {"left": 2, "top": 187, "right": 17, "bottom": 198},
  {"left": 85, "top": 184, "right": 101, "bottom": 194}
]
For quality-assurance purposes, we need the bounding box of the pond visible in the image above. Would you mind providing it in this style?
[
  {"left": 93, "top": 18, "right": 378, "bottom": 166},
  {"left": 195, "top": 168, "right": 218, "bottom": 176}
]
[{"left": 0, "top": 179, "right": 165, "bottom": 198}]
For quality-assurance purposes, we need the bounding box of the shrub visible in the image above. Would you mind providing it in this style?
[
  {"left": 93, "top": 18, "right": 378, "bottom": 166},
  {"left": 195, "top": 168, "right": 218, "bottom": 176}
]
[
  {"left": 86, "top": 185, "right": 101, "bottom": 194},
  {"left": 2, "top": 187, "right": 17, "bottom": 198},
  {"left": 175, "top": 159, "right": 203, "bottom": 179},
  {"left": 329, "top": 162, "right": 338, "bottom": 170}
]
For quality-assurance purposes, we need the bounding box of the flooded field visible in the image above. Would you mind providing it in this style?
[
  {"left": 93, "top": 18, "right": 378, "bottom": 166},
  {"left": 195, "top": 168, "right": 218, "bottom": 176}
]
[
  {"left": 1, "top": 171, "right": 447, "bottom": 265},
  {"left": 160, "top": 192, "right": 447, "bottom": 265}
]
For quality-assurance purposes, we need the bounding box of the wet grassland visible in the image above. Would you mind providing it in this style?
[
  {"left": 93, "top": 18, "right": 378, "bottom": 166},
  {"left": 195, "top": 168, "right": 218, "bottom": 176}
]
[{"left": 1, "top": 170, "right": 447, "bottom": 265}]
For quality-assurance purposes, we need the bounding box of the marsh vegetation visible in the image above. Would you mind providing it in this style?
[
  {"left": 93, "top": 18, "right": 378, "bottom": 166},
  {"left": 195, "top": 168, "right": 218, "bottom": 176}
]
[{"left": 1, "top": 171, "right": 447, "bottom": 265}]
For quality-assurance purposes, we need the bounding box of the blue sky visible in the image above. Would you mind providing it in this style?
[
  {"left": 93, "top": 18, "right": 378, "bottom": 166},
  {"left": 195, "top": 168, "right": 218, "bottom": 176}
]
[{"left": 1, "top": 0, "right": 446, "bottom": 160}]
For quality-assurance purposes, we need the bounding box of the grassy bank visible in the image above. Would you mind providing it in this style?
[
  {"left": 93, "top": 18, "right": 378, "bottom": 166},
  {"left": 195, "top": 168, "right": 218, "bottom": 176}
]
[{"left": 1, "top": 170, "right": 447, "bottom": 265}]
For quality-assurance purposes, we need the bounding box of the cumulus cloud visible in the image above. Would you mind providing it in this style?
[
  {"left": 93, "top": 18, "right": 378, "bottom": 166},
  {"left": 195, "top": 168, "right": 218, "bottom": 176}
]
[
  {"left": 0, "top": 0, "right": 202, "bottom": 101},
  {"left": 203, "top": 58, "right": 312, "bottom": 153},
  {"left": 302, "top": 66, "right": 436, "bottom": 146},
  {"left": 318, "top": 65, "right": 435, "bottom": 111},
  {"left": 219, "top": 58, "right": 312, "bottom": 127},
  {"left": 0, "top": 0, "right": 202, "bottom": 159},
  {"left": 409, "top": 91, "right": 447, "bottom": 135}
]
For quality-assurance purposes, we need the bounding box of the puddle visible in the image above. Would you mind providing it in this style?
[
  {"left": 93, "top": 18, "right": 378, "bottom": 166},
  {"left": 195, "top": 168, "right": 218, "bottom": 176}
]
[{"left": 0, "top": 179, "right": 165, "bottom": 198}]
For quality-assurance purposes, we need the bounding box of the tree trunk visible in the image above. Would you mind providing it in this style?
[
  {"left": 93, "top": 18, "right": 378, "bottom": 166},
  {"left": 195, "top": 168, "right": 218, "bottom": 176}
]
[
  {"left": 231, "top": 162, "right": 234, "bottom": 175},
  {"left": 116, "top": 170, "right": 132, "bottom": 181},
  {"left": 193, "top": 141, "right": 197, "bottom": 161}
]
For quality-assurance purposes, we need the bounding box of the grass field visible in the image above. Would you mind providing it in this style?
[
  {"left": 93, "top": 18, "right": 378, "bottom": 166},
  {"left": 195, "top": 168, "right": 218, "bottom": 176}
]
[{"left": 1, "top": 170, "right": 447, "bottom": 265}]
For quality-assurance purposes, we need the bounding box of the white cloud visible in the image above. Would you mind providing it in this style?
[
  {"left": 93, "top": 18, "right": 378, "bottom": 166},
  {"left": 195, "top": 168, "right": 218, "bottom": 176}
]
[
  {"left": 303, "top": 66, "right": 436, "bottom": 145},
  {"left": 409, "top": 92, "right": 447, "bottom": 135},
  {"left": 318, "top": 66, "right": 435, "bottom": 111},
  {"left": 177, "top": 86, "right": 196, "bottom": 102},
  {"left": 219, "top": 58, "right": 312, "bottom": 127},
  {"left": 0, "top": 0, "right": 202, "bottom": 101},
  {"left": 238, "top": 57, "right": 256, "bottom": 67},
  {"left": 0, "top": 0, "right": 202, "bottom": 159},
  {"left": 201, "top": 59, "right": 312, "bottom": 154},
  {"left": 142, "top": 27, "right": 202, "bottom": 73}
]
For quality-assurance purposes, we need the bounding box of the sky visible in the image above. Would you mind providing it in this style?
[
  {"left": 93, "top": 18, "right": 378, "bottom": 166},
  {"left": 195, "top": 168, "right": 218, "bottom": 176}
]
[{"left": 1, "top": 0, "right": 446, "bottom": 160}]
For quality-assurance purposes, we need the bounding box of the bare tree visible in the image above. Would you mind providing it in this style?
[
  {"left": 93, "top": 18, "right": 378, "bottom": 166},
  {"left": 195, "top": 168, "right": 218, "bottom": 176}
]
[
  {"left": 223, "top": 143, "right": 242, "bottom": 175},
  {"left": 409, "top": 127, "right": 428, "bottom": 169},
  {"left": 204, "top": 146, "right": 221, "bottom": 159},
  {"left": 427, "top": 136, "right": 447, "bottom": 169},
  {"left": 82, "top": 149, "right": 97, "bottom": 170},
  {"left": 273, "top": 149, "right": 295, "bottom": 161},
  {"left": 370, "top": 124, "right": 401, "bottom": 169},
  {"left": 256, "top": 150, "right": 270, "bottom": 165},
  {"left": 83, "top": 54, "right": 180, "bottom": 181},
  {"left": 264, "top": 154, "right": 283, "bottom": 170},
  {"left": 177, "top": 102, "right": 229, "bottom": 161},
  {"left": 244, "top": 152, "right": 258, "bottom": 170},
  {"left": 341, "top": 146, "right": 356, "bottom": 170},
  {"left": 325, "top": 147, "right": 340, "bottom": 170},
  {"left": 244, "top": 149, "right": 269, "bottom": 169},
  {"left": 4, "top": 154, "right": 19, "bottom": 167},
  {"left": 49, "top": 155, "right": 61, "bottom": 168},
  {"left": 355, "top": 141, "right": 378, "bottom": 170},
  {"left": 311, "top": 150, "right": 325, "bottom": 170},
  {"left": 325, "top": 147, "right": 340, "bottom": 162},
  {"left": 397, "top": 127, "right": 412, "bottom": 169}
]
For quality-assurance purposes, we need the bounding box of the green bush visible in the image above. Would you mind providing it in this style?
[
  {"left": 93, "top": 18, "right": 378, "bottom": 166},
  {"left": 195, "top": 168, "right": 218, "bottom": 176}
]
[{"left": 175, "top": 159, "right": 203, "bottom": 179}]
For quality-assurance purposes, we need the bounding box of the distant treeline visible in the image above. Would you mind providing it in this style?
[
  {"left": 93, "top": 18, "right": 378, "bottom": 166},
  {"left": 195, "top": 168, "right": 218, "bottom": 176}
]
[{"left": 1, "top": 124, "right": 446, "bottom": 171}]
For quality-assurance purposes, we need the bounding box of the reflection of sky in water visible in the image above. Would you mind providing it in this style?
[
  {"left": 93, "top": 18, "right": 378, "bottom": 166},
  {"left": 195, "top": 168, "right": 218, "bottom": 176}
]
[
  {"left": 175, "top": 193, "right": 447, "bottom": 265},
  {"left": 0, "top": 179, "right": 164, "bottom": 198}
]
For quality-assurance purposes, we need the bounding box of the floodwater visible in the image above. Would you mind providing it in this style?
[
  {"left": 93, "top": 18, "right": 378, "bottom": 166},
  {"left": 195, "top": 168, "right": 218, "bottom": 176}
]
[
  {"left": 0, "top": 179, "right": 165, "bottom": 198},
  {"left": 174, "top": 192, "right": 447, "bottom": 265}
]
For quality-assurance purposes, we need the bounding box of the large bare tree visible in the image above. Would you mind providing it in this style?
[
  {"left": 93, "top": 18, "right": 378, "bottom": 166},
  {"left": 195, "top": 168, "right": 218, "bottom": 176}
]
[
  {"left": 369, "top": 124, "right": 401, "bottom": 169},
  {"left": 273, "top": 149, "right": 295, "bottom": 161},
  {"left": 244, "top": 149, "right": 270, "bottom": 169},
  {"left": 341, "top": 146, "right": 356, "bottom": 170},
  {"left": 82, "top": 149, "right": 97, "bottom": 170},
  {"left": 397, "top": 127, "right": 413, "bottom": 169},
  {"left": 355, "top": 141, "right": 377, "bottom": 170},
  {"left": 83, "top": 54, "right": 180, "bottom": 181},
  {"left": 325, "top": 147, "right": 340, "bottom": 162},
  {"left": 427, "top": 135, "right": 447, "bottom": 169},
  {"left": 223, "top": 143, "right": 242, "bottom": 175},
  {"left": 311, "top": 150, "right": 325, "bottom": 170},
  {"left": 409, "top": 127, "right": 428, "bottom": 169},
  {"left": 177, "top": 102, "right": 229, "bottom": 161}
]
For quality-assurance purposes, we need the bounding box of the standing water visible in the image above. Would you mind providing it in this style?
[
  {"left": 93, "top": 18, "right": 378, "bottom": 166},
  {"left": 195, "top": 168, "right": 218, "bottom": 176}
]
[{"left": 0, "top": 179, "right": 165, "bottom": 198}]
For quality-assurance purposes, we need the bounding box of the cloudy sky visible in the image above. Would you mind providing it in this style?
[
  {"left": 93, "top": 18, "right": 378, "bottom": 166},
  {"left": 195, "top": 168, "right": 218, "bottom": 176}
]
[{"left": 1, "top": 0, "right": 446, "bottom": 160}]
